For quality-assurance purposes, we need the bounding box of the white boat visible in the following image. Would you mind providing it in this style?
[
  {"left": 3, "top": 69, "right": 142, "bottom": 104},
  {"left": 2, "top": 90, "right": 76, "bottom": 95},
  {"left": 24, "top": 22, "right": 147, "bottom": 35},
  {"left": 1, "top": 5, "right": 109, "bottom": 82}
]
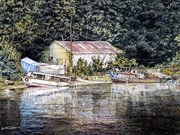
[
  {"left": 22, "top": 72, "right": 70, "bottom": 87},
  {"left": 109, "top": 71, "right": 158, "bottom": 83}
]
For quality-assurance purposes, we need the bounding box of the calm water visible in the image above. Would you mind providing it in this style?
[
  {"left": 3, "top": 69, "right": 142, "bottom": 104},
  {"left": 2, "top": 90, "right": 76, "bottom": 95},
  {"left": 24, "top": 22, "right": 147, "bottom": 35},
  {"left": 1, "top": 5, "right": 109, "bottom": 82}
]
[{"left": 0, "top": 83, "right": 179, "bottom": 135}]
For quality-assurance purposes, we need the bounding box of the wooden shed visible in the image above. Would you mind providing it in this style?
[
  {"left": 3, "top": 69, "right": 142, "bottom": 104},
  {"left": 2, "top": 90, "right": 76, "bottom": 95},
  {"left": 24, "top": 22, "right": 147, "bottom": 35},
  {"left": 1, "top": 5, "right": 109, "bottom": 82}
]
[{"left": 49, "top": 41, "right": 117, "bottom": 67}]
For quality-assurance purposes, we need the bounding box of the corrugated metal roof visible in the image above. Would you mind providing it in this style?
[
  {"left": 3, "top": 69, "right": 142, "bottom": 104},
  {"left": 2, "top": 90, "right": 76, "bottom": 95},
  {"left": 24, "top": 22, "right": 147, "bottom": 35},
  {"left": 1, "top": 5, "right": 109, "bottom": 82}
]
[{"left": 55, "top": 41, "right": 116, "bottom": 55}]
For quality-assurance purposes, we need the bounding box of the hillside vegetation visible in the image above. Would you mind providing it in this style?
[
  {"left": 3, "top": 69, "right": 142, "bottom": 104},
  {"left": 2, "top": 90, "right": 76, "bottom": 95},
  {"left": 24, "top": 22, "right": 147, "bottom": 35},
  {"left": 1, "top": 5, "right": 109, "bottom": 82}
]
[{"left": 0, "top": 0, "right": 179, "bottom": 80}]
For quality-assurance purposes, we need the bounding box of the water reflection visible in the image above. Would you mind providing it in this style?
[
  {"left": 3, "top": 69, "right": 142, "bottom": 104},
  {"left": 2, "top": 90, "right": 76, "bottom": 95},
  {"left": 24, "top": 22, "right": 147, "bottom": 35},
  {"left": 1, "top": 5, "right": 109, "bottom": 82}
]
[
  {"left": 0, "top": 89, "right": 21, "bottom": 135},
  {"left": 0, "top": 83, "right": 179, "bottom": 135},
  {"left": 111, "top": 83, "right": 180, "bottom": 135}
]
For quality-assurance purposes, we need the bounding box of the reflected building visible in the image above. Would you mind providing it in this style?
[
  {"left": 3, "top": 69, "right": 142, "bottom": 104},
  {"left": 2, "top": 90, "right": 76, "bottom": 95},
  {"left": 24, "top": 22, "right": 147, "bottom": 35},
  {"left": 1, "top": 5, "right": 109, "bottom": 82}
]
[
  {"left": 20, "top": 87, "right": 71, "bottom": 128},
  {"left": 20, "top": 85, "right": 117, "bottom": 126},
  {"left": 19, "top": 86, "right": 114, "bottom": 129},
  {"left": 18, "top": 84, "right": 180, "bottom": 135},
  {"left": 19, "top": 83, "right": 173, "bottom": 125}
]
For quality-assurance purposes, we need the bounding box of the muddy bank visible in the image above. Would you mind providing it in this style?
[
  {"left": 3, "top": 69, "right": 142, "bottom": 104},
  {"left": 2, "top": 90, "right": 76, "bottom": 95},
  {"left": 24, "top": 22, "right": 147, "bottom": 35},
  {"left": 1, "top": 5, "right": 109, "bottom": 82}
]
[{"left": 0, "top": 80, "right": 111, "bottom": 90}]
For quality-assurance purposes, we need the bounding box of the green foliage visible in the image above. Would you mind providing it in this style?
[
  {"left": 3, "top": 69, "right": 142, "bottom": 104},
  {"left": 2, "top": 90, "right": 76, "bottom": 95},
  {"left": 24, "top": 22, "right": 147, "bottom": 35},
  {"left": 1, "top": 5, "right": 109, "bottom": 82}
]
[
  {"left": 0, "top": 0, "right": 179, "bottom": 66},
  {"left": 175, "top": 34, "right": 180, "bottom": 44},
  {"left": 169, "top": 34, "right": 180, "bottom": 66},
  {"left": 74, "top": 58, "right": 92, "bottom": 76},
  {"left": 15, "top": 14, "right": 37, "bottom": 33},
  {"left": 0, "top": 51, "right": 20, "bottom": 80},
  {"left": 0, "top": 38, "right": 21, "bottom": 80},
  {"left": 40, "top": 48, "right": 50, "bottom": 63},
  {"left": 0, "top": 0, "right": 76, "bottom": 60},
  {"left": 75, "top": 0, "right": 180, "bottom": 66},
  {"left": 113, "top": 52, "right": 138, "bottom": 68},
  {"left": 0, "top": 38, "right": 21, "bottom": 63},
  {"left": 91, "top": 56, "right": 104, "bottom": 73},
  {"left": 74, "top": 56, "right": 107, "bottom": 76},
  {"left": 170, "top": 52, "right": 180, "bottom": 66},
  {"left": 163, "top": 69, "right": 172, "bottom": 75}
]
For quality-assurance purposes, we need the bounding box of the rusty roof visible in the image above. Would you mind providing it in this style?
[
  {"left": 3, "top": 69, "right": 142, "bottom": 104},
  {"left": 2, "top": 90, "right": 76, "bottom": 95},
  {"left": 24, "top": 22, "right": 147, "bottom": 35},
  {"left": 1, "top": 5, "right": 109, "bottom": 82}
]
[{"left": 54, "top": 41, "right": 116, "bottom": 55}]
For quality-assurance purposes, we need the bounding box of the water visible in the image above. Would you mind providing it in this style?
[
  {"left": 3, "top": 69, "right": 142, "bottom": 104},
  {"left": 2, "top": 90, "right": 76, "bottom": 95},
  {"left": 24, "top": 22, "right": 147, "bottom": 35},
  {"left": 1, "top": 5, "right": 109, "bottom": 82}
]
[{"left": 0, "top": 83, "right": 179, "bottom": 135}]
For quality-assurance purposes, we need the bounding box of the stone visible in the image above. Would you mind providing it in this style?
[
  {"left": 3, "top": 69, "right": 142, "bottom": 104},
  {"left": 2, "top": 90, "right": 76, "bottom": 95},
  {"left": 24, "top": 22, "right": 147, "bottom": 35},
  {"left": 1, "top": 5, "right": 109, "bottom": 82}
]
[{"left": 4, "top": 80, "right": 14, "bottom": 85}]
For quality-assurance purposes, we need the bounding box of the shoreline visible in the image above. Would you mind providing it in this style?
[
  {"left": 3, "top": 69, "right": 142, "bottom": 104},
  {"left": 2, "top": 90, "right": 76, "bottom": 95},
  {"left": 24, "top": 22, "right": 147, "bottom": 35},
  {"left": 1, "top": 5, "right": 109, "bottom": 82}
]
[
  {"left": 0, "top": 78, "right": 178, "bottom": 91},
  {"left": 70, "top": 80, "right": 112, "bottom": 87},
  {"left": 0, "top": 82, "right": 27, "bottom": 90},
  {"left": 0, "top": 84, "right": 27, "bottom": 90},
  {"left": 0, "top": 80, "right": 112, "bottom": 90}
]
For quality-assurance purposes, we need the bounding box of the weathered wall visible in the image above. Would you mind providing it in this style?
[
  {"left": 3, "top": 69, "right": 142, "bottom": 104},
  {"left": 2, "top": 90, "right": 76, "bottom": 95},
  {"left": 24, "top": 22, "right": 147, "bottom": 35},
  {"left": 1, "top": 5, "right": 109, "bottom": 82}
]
[
  {"left": 49, "top": 42, "right": 69, "bottom": 67},
  {"left": 73, "top": 54, "right": 115, "bottom": 66},
  {"left": 49, "top": 42, "right": 116, "bottom": 67}
]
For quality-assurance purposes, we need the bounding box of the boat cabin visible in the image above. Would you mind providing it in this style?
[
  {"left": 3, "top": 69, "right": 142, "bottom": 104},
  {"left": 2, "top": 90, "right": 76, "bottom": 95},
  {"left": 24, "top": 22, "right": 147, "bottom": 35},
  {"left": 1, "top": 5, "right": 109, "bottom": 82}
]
[{"left": 27, "top": 72, "right": 70, "bottom": 82}]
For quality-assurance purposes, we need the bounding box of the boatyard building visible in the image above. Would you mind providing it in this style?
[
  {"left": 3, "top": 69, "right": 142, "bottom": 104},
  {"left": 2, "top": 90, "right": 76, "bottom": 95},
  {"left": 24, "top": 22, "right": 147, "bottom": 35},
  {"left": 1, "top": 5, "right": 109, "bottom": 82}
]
[{"left": 49, "top": 41, "right": 117, "bottom": 67}]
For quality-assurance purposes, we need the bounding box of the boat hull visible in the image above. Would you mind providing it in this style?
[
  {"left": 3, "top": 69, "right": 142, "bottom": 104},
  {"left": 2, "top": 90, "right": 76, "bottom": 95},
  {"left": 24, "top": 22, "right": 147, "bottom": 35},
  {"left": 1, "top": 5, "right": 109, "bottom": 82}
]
[
  {"left": 111, "top": 78, "right": 158, "bottom": 83},
  {"left": 109, "top": 71, "right": 159, "bottom": 83},
  {"left": 22, "top": 77, "right": 69, "bottom": 87}
]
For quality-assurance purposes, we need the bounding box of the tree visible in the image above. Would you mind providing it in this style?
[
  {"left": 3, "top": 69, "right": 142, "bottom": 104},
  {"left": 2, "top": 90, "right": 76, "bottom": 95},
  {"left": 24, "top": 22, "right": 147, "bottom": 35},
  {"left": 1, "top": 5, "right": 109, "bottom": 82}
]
[
  {"left": 113, "top": 52, "right": 138, "bottom": 70},
  {"left": 91, "top": 56, "right": 105, "bottom": 73},
  {"left": 75, "top": 58, "right": 92, "bottom": 76},
  {"left": 0, "top": 38, "right": 21, "bottom": 80},
  {"left": 0, "top": 0, "right": 77, "bottom": 60},
  {"left": 0, "top": 0, "right": 179, "bottom": 67},
  {"left": 75, "top": 0, "right": 180, "bottom": 66}
]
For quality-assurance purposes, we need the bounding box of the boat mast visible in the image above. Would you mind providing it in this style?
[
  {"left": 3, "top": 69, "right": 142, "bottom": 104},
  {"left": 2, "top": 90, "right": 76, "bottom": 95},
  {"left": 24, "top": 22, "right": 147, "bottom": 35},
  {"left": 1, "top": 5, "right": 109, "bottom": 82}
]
[{"left": 69, "top": 15, "right": 73, "bottom": 78}]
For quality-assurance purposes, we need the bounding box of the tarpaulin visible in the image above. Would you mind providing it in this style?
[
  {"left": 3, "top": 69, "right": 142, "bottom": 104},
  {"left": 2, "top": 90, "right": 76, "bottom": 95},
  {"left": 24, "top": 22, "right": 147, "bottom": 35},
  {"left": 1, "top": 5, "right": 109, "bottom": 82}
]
[
  {"left": 21, "top": 57, "right": 39, "bottom": 75},
  {"left": 21, "top": 57, "right": 66, "bottom": 75}
]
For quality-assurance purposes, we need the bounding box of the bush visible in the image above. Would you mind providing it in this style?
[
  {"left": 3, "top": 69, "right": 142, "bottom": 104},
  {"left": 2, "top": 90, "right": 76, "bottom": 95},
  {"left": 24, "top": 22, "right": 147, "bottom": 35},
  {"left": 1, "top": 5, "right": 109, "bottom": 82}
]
[
  {"left": 113, "top": 52, "right": 138, "bottom": 69},
  {"left": 74, "top": 56, "right": 106, "bottom": 76},
  {"left": 0, "top": 38, "right": 21, "bottom": 64},
  {"left": 0, "top": 38, "right": 21, "bottom": 80},
  {"left": 74, "top": 58, "right": 92, "bottom": 76},
  {"left": 163, "top": 69, "right": 172, "bottom": 75},
  {"left": 91, "top": 56, "right": 105, "bottom": 73},
  {"left": 0, "top": 51, "right": 20, "bottom": 80}
]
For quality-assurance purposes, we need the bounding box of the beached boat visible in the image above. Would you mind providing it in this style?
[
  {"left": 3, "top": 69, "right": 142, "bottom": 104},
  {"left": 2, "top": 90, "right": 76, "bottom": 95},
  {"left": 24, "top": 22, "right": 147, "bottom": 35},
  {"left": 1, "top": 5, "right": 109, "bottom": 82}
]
[
  {"left": 22, "top": 72, "right": 70, "bottom": 87},
  {"left": 109, "top": 71, "right": 158, "bottom": 83}
]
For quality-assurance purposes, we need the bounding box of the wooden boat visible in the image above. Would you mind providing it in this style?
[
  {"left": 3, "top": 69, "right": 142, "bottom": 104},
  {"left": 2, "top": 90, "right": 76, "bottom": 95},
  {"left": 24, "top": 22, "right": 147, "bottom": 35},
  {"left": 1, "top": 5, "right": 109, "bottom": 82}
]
[
  {"left": 22, "top": 72, "right": 70, "bottom": 87},
  {"left": 111, "top": 78, "right": 158, "bottom": 83},
  {"left": 109, "top": 71, "right": 158, "bottom": 83}
]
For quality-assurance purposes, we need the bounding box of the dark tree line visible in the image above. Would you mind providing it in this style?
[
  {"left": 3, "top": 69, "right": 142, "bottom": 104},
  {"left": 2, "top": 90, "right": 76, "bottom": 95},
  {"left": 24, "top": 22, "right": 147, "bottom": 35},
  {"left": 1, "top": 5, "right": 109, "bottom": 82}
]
[
  {"left": 0, "top": 0, "right": 180, "bottom": 66},
  {"left": 74, "top": 0, "right": 180, "bottom": 66}
]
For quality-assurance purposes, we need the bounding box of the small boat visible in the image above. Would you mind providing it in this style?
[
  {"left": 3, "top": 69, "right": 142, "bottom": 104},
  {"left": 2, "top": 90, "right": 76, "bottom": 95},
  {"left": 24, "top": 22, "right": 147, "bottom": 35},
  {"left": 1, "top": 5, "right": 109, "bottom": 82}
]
[
  {"left": 22, "top": 72, "right": 70, "bottom": 87},
  {"left": 109, "top": 71, "right": 158, "bottom": 83}
]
